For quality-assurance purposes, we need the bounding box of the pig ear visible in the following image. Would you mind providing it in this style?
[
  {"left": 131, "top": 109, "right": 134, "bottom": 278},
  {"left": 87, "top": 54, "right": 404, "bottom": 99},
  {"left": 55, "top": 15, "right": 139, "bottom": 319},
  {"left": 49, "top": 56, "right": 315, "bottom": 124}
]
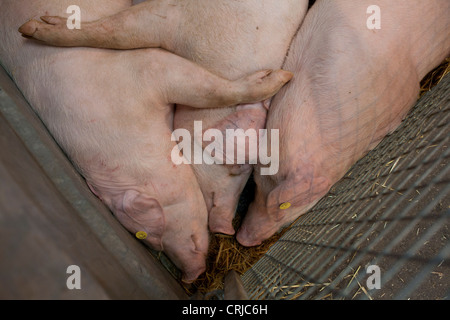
[
  {"left": 120, "top": 190, "right": 165, "bottom": 251},
  {"left": 267, "top": 173, "right": 330, "bottom": 222}
]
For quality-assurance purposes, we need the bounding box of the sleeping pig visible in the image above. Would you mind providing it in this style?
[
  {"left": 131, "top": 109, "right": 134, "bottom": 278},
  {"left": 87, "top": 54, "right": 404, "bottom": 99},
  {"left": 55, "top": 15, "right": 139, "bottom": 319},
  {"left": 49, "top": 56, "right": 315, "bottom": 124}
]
[{"left": 236, "top": 0, "right": 450, "bottom": 246}]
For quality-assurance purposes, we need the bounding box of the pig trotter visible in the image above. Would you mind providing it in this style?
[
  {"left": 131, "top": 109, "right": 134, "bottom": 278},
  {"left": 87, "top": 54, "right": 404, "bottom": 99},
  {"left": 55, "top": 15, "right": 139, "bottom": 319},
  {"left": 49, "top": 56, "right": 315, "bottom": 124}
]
[
  {"left": 18, "top": 0, "right": 174, "bottom": 49},
  {"left": 18, "top": 17, "right": 90, "bottom": 47}
]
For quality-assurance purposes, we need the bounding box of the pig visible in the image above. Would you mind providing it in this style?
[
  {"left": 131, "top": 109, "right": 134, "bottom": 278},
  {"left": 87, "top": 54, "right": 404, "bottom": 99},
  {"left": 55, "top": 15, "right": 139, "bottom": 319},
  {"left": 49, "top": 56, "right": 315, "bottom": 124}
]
[
  {"left": 3, "top": 0, "right": 294, "bottom": 282},
  {"left": 18, "top": 0, "right": 310, "bottom": 236},
  {"left": 236, "top": 0, "right": 450, "bottom": 246}
]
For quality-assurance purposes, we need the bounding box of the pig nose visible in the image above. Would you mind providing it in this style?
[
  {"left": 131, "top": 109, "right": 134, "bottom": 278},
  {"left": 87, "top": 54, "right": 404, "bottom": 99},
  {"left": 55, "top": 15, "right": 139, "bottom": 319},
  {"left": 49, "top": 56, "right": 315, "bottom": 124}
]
[
  {"left": 208, "top": 206, "right": 236, "bottom": 235},
  {"left": 236, "top": 225, "right": 262, "bottom": 247},
  {"left": 181, "top": 264, "right": 207, "bottom": 284},
  {"left": 179, "top": 234, "right": 208, "bottom": 283}
]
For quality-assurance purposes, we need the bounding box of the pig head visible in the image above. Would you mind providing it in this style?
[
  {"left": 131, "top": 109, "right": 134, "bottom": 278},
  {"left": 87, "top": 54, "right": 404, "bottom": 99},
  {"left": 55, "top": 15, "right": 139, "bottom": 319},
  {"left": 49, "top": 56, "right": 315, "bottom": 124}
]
[
  {"left": 83, "top": 149, "right": 210, "bottom": 283},
  {"left": 112, "top": 189, "right": 210, "bottom": 283}
]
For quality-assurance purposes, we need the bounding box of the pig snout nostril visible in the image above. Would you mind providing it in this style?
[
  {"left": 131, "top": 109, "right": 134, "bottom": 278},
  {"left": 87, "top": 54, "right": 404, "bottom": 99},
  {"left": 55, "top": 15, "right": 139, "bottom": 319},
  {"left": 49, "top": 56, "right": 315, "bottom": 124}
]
[
  {"left": 182, "top": 265, "right": 207, "bottom": 284},
  {"left": 236, "top": 226, "right": 262, "bottom": 247}
]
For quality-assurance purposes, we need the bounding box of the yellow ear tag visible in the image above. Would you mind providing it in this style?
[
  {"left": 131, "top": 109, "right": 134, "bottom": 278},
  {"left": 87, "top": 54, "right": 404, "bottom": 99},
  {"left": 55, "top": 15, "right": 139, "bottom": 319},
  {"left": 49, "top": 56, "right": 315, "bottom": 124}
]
[
  {"left": 279, "top": 202, "right": 291, "bottom": 210},
  {"left": 136, "top": 231, "right": 148, "bottom": 240}
]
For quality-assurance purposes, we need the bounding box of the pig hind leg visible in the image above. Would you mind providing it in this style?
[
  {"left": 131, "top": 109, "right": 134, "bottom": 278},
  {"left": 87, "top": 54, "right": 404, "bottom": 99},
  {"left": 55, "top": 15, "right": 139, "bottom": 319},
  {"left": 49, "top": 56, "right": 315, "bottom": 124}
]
[
  {"left": 150, "top": 50, "right": 293, "bottom": 109},
  {"left": 18, "top": 1, "right": 171, "bottom": 49}
]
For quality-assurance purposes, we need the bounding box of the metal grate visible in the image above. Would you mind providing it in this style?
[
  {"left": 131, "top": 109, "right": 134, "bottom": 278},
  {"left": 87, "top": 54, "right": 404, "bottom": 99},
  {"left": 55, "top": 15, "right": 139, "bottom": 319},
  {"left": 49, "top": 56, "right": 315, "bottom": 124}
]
[{"left": 242, "top": 74, "right": 450, "bottom": 300}]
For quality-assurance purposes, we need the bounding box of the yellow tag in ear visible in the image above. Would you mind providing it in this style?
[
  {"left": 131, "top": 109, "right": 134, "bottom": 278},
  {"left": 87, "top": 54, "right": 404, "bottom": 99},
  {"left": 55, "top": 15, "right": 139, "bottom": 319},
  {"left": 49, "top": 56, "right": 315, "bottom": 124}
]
[
  {"left": 136, "top": 231, "right": 148, "bottom": 240},
  {"left": 279, "top": 202, "right": 291, "bottom": 210}
]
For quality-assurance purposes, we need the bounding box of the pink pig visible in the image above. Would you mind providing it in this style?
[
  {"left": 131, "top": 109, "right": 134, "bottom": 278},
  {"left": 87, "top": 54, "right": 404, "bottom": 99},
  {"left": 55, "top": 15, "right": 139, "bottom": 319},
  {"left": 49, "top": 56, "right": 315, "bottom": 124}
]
[{"left": 236, "top": 0, "right": 450, "bottom": 246}]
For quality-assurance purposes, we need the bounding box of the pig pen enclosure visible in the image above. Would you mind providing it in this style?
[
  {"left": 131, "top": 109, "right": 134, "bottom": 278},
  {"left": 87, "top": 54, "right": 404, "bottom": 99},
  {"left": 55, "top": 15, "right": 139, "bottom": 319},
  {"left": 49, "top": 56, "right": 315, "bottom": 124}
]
[{"left": 0, "top": 54, "right": 449, "bottom": 299}]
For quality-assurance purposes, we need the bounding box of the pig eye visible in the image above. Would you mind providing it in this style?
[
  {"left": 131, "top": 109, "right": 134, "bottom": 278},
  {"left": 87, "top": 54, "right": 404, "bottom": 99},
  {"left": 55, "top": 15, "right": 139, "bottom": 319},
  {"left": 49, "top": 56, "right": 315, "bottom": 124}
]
[{"left": 279, "top": 202, "right": 291, "bottom": 210}]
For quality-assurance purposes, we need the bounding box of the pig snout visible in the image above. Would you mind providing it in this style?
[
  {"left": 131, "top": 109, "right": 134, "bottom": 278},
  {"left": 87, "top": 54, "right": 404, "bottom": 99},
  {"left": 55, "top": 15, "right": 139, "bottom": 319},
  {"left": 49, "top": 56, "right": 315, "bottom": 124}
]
[
  {"left": 167, "top": 232, "right": 209, "bottom": 284},
  {"left": 236, "top": 201, "right": 277, "bottom": 248},
  {"left": 162, "top": 196, "right": 210, "bottom": 283},
  {"left": 236, "top": 178, "right": 277, "bottom": 247}
]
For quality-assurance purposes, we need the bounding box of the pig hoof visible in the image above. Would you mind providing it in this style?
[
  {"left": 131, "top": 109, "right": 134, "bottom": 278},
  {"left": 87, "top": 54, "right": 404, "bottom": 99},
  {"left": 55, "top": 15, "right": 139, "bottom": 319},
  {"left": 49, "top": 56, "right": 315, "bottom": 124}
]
[
  {"left": 18, "top": 20, "right": 40, "bottom": 38},
  {"left": 238, "top": 69, "right": 294, "bottom": 103},
  {"left": 19, "top": 19, "right": 59, "bottom": 44},
  {"left": 18, "top": 17, "right": 78, "bottom": 46}
]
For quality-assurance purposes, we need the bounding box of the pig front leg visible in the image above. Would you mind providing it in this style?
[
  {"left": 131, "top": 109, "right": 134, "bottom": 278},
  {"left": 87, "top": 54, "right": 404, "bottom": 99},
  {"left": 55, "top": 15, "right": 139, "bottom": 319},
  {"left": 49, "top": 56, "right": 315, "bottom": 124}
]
[
  {"left": 237, "top": 0, "right": 450, "bottom": 246},
  {"left": 18, "top": 0, "right": 175, "bottom": 49}
]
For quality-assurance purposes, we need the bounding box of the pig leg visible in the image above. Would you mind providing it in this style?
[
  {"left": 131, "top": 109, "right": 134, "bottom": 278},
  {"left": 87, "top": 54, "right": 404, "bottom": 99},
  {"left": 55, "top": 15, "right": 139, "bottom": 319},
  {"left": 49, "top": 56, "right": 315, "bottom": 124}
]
[
  {"left": 17, "top": 0, "right": 307, "bottom": 238},
  {"left": 163, "top": 67, "right": 293, "bottom": 110},
  {"left": 18, "top": 0, "right": 176, "bottom": 49},
  {"left": 237, "top": 0, "right": 450, "bottom": 246},
  {"left": 18, "top": 16, "right": 294, "bottom": 109}
]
